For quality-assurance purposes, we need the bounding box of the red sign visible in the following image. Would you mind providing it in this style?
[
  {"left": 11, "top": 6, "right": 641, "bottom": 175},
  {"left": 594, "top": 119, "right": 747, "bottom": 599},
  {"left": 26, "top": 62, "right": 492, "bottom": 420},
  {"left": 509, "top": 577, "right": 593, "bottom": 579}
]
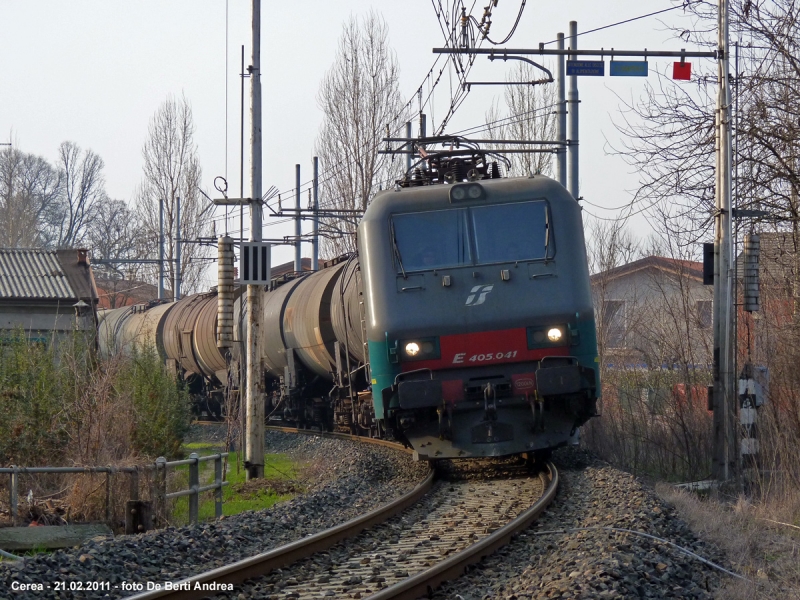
[{"left": 673, "top": 62, "right": 692, "bottom": 80}]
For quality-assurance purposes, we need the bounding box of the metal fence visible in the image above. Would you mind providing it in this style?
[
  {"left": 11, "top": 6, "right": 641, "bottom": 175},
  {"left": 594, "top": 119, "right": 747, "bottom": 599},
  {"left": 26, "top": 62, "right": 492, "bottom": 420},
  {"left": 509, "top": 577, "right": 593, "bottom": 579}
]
[{"left": 3, "top": 452, "right": 228, "bottom": 529}]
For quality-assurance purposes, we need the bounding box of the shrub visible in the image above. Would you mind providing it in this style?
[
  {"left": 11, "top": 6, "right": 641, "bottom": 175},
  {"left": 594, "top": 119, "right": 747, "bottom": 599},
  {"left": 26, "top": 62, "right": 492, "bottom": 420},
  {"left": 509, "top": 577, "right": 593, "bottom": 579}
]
[
  {"left": 118, "top": 346, "right": 191, "bottom": 459},
  {"left": 0, "top": 330, "right": 69, "bottom": 465}
]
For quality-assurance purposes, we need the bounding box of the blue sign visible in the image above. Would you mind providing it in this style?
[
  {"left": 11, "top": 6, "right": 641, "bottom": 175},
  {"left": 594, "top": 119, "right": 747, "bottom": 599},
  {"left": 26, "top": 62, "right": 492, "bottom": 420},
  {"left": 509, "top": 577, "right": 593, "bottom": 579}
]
[
  {"left": 566, "top": 60, "right": 605, "bottom": 76},
  {"left": 610, "top": 61, "right": 649, "bottom": 77}
]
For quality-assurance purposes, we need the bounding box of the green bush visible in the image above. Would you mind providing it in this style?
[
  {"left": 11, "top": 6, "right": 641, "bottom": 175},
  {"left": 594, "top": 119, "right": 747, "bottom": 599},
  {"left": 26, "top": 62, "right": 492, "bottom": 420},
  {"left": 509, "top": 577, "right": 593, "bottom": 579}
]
[
  {"left": 0, "top": 330, "right": 68, "bottom": 465},
  {"left": 0, "top": 329, "right": 191, "bottom": 466},
  {"left": 119, "top": 346, "right": 191, "bottom": 459}
]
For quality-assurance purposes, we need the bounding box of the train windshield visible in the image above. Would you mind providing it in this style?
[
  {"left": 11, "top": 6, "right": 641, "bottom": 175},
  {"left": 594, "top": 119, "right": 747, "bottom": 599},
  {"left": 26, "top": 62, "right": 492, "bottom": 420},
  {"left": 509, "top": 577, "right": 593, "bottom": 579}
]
[
  {"left": 391, "top": 201, "right": 550, "bottom": 272},
  {"left": 471, "top": 201, "right": 549, "bottom": 264},
  {"left": 392, "top": 208, "right": 472, "bottom": 272}
]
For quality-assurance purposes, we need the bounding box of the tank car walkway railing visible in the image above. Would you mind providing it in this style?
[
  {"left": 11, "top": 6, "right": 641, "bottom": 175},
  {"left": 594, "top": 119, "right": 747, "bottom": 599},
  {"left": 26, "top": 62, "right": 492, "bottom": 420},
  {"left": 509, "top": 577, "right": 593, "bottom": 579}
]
[{"left": 3, "top": 452, "right": 228, "bottom": 529}]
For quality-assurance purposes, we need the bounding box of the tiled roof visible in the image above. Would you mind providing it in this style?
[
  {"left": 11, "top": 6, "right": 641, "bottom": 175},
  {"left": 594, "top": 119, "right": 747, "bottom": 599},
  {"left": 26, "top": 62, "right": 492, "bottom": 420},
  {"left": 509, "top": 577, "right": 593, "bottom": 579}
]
[
  {"left": 0, "top": 248, "right": 76, "bottom": 300},
  {"left": 591, "top": 255, "right": 704, "bottom": 282}
]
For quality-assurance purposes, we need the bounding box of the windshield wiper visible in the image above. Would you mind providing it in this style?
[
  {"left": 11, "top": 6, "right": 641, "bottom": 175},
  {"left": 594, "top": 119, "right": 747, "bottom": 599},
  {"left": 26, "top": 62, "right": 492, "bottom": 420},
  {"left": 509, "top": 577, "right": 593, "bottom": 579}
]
[
  {"left": 390, "top": 220, "right": 407, "bottom": 279},
  {"left": 544, "top": 207, "right": 550, "bottom": 255}
]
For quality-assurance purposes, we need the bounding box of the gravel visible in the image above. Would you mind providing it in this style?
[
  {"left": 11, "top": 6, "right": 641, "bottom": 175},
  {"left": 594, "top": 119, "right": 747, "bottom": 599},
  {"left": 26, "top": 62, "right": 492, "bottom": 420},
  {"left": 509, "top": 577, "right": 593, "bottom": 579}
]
[
  {"left": 430, "top": 447, "right": 731, "bottom": 600},
  {"left": 0, "top": 430, "right": 428, "bottom": 600}
]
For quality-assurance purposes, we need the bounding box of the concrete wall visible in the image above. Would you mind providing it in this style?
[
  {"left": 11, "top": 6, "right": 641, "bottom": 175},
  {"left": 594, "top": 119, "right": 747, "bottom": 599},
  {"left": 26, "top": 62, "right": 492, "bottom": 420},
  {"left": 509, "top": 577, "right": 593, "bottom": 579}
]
[{"left": 592, "top": 266, "right": 713, "bottom": 366}]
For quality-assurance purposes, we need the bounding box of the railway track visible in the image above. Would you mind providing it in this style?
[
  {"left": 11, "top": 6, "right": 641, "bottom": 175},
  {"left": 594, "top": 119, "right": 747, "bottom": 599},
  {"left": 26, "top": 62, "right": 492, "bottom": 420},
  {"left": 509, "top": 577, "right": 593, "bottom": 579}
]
[{"left": 124, "top": 427, "right": 558, "bottom": 600}]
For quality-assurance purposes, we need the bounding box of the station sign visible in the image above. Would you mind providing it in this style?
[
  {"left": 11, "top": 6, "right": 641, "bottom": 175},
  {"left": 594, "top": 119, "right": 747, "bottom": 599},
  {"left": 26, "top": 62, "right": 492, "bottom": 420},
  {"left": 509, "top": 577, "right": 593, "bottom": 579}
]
[
  {"left": 566, "top": 60, "right": 605, "bottom": 76},
  {"left": 609, "top": 61, "right": 649, "bottom": 77}
]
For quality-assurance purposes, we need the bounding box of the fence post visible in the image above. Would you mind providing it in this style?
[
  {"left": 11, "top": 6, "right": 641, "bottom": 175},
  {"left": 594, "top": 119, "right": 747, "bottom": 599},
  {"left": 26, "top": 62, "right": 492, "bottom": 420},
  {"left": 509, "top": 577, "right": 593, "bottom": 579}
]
[
  {"left": 10, "top": 467, "right": 19, "bottom": 526},
  {"left": 214, "top": 454, "right": 223, "bottom": 519},
  {"left": 188, "top": 453, "right": 199, "bottom": 525},
  {"left": 156, "top": 457, "right": 167, "bottom": 525}
]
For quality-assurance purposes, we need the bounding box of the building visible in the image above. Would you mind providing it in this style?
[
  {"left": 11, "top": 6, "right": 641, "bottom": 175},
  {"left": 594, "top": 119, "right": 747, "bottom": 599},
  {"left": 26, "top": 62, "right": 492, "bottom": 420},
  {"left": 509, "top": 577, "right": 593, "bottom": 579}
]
[
  {"left": 0, "top": 248, "right": 99, "bottom": 343},
  {"left": 591, "top": 255, "right": 713, "bottom": 368},
  {"left": 93, "top": 276, "right": 159, "bottom": 309}
]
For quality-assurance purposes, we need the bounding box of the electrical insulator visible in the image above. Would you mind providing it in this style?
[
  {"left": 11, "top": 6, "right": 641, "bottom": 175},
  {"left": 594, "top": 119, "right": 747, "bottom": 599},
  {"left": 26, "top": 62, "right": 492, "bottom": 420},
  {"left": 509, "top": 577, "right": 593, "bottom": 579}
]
[{"left": 743, "top": 234, "right": 760, "bottom": 312}]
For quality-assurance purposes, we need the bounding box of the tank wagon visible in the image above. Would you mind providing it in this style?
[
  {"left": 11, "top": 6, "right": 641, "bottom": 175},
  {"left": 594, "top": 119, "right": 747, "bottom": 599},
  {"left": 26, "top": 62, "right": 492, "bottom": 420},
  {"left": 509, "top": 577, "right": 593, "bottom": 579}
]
[
  {"left": 98, "top": 147, "right": 599, "bottom": 460},
  {"left": 97, "top": 293, "right": 231, "bottom": 418}
]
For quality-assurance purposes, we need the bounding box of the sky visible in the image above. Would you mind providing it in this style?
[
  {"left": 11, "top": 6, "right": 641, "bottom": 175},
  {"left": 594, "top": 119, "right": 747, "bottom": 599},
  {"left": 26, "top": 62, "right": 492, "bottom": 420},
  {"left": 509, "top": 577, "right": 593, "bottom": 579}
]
[{"left": 1, "top": 1, "right": 704, "bottom": 287}]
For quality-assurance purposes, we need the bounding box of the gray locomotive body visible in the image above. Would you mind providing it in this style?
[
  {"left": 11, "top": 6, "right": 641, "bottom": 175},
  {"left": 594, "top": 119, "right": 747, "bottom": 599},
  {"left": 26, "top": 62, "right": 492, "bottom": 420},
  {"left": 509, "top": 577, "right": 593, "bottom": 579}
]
[{"left": 359, "top": 174, "right": 599, "bottom": 459}]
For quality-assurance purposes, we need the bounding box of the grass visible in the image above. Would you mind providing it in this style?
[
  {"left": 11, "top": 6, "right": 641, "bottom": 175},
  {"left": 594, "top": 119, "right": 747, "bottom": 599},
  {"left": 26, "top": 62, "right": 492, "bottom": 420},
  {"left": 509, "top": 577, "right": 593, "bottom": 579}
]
[
  {"left": 169, "top": 445, "right": 301, "bottom": 524},
  {"left": 656, "top": 482, "right": 800, "bottom": 599}
]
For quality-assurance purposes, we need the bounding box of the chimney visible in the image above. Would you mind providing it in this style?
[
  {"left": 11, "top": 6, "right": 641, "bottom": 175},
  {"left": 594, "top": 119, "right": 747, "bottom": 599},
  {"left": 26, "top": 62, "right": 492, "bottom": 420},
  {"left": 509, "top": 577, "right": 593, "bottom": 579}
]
[{"left": 77, "top": 249, "right": 88, "bottom": 265}]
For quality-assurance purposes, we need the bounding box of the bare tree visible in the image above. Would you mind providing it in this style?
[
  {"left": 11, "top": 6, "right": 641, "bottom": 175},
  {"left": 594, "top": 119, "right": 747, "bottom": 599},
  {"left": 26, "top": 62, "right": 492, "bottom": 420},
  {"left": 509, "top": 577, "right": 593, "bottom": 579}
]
[
  {"left": 585, "top": 218, "right": 643, "bottom": 367},
  {"left": 134, "top": 95, "right": 211, "bottom": 296},
  {"left": 484, "top": 62, "right": 558, "bottom": 177},
  {"left": 48, "top": 141, "right": 106, "bottom": 248},
  {"left": 611, "top": 0, "right": 800, "bottom": 242},
  {"left": 584, "top": 215, "right": 714, "bottom": 480},
  {"left": 315, "top": 11, "right": 407, "bottom": 256},
  {"left": 86, "top": 196, "right": 146, "bottom": 306},
  {"left": 0, "top": 145, "right": 61, "bottom": 247}
]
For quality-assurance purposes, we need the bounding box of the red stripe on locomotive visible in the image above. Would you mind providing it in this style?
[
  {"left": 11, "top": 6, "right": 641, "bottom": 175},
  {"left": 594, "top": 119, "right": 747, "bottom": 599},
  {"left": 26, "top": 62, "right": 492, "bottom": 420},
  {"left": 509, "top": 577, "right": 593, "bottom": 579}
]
[{"left": 401, "top": 327, "right": 569, "bottom": 372}]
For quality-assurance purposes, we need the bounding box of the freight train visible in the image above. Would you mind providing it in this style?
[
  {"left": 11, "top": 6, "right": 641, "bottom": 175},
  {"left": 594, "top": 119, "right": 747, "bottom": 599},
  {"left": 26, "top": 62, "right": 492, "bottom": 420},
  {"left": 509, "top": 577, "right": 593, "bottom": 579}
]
[{"left": 98, "top": 147, "right": 599, "bottom": 460}]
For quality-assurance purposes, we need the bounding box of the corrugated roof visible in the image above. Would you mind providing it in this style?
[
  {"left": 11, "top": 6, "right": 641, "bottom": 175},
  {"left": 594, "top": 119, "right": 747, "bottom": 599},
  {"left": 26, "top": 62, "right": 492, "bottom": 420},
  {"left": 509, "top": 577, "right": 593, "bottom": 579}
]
[{"left": 0, "top": 248, "right": 76, "bottom": 300}]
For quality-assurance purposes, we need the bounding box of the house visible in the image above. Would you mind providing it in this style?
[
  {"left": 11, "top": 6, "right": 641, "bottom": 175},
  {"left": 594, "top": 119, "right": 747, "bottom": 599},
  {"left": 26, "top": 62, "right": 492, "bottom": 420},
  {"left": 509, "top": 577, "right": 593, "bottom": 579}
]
[
  {"left": 94, "top": 276, "right": 159, "bottom": 309},
  {"left": 591, "top": 255, "right": 713, "bottom": 368},
  {"left": 0, "top": 248, "right": 99, "bottom": 343}
]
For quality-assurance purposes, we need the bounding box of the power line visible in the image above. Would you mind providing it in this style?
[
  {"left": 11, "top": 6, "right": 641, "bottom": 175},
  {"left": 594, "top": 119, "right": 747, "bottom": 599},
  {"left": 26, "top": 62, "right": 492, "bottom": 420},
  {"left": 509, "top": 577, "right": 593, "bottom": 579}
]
[{"left": 541, "top": 2, "right": 699, "bottom": 46}]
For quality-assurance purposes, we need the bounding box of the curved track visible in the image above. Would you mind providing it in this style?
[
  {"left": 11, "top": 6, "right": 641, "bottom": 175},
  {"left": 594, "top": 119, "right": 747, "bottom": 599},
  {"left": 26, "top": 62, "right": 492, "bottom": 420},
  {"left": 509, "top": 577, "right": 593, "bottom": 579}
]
[{"left": 124, "top": 428, "right": 557, "bottom": 600}]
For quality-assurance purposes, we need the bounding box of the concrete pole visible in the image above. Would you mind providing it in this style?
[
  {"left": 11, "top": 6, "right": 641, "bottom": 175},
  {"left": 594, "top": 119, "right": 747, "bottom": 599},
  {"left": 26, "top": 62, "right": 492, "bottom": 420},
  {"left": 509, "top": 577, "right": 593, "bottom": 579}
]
[
  {"left": 246, "top": 0, "right": 264, "bottom": 480},
  {"left": 158, "top": 197, "right": 164, "bottom": 300},
  {"left": 217, "top": 236, "right": 234, "bottom": 348},
  {"left": 175, "top": 196, "right": 181, "bottom": 301},
  {"left": 567, "top": 21, "right": 579, "bottom": 200},
  {"left": 557, "top": 33, "right": 567, "bottom": 188},
  {"left": 312, "top": 156, "right": 319, "bottom": 271},
  {"left": 712, "top": 0, "right": 737, "bottom": 481},
  {"left": 295, "top": 164, "right": 301, "bottom": 272}
]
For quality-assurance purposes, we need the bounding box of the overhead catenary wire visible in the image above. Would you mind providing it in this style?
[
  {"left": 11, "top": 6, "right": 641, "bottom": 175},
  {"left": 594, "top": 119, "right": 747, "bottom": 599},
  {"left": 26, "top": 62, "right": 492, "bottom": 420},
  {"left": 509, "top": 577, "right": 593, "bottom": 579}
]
[
  {"left": 540, "top": 2, "right": 702, "bottom": 46},
  {"left": 211, "top": 3, "right": 700, "bottom": 241}
]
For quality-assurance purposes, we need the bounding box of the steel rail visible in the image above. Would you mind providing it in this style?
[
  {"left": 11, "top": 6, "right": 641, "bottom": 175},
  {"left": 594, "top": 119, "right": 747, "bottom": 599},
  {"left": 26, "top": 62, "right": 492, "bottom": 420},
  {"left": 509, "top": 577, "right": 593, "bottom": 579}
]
[
  {"left": 264, "top": 424, "right": 416, "bottom": 454},
  {"left": 123, "top": 429, "right": 428, "bottom": 600},
  {"left": 368, "top": 462, "right": 558, "bottom": 600}
]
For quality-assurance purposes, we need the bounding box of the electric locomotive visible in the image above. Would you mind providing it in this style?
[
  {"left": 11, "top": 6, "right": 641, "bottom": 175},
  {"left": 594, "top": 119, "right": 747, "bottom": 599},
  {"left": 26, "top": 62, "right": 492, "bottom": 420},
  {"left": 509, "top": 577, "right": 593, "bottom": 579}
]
[{"left": 359, "top": 148, "right": 598, "bottom": 460}]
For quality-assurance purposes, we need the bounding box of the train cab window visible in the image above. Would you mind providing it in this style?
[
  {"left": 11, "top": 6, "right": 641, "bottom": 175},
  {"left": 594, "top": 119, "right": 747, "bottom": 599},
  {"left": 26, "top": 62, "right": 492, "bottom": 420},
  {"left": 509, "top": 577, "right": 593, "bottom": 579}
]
[
  {"left": 470, "top": 201, "right": 550, "bottom": 264},
  {"left": 392, "top": 208, "right": 471, "bottom": 272}
]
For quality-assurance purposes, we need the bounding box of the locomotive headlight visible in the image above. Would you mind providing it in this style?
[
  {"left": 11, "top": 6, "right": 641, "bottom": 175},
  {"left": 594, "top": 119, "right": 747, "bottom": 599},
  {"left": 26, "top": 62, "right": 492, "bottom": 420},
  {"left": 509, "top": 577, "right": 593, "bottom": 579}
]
[
  {"left": 450, "top": 186, "right": 467, "bottom": 201},
  {"left": 405, "top": 342, "right": 421, "bottom": 356},
  {"left": 467, "top": 184, "right": 483, "bottom": 198},
  {"left": 527, "top": 325, "right": 569, "bottom": 349},
  {"left": 449, "top": 182, "right": 485, "bottom": 203},
  {"left": 400, "top": 337, "right": 441, "bottom": 361}
]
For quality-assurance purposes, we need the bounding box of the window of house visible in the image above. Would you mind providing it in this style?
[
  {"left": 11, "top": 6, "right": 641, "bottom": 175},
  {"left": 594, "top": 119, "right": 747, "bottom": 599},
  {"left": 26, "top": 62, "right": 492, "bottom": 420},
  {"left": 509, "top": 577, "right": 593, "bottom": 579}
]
[
  {"left": 602, "top": 300, "right": 626, "bottom": 348},
  {"left": 696, "top": 300, "right": 712, "bottom": 329}
]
